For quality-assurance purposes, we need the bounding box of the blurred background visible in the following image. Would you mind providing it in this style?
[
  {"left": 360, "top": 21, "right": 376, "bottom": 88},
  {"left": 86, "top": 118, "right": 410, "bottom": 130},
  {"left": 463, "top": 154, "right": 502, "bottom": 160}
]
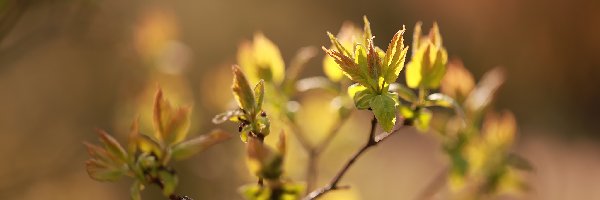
[{"left": 1, "top": 0, "right": 599, "bottom": 199}]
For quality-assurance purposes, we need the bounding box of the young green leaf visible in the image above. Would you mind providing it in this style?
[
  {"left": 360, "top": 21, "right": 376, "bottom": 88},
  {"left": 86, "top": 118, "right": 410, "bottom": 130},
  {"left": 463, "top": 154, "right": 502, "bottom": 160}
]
[
  {"left": 382, "top": 27, "right": 409, "bottom": 83},
  {"left": 171, "top": 129, "right": 232, "bottom": 161},
  {"left": 153, "top": 89, "right": 192, "bottom": 145},
  {"left": 85, "top": 158, "right": 127, "bottom": 182},
  {"left": 254, "top": 79, "right": 265, "bottom": 112},
  {"left": 96, "top": 129, "right": 128, "bottom": 163},
  {"left": 237, "top": 33, "right": 285, "bottom": 84},
  {"left": 232, "top": 65, "right": 257, "bottom": 113},
  {"left": 370, "top": 94, "right": 397, "bottom": 132},
  {"left": 406, "top": 22, "right": 448, "bottom": 89}
]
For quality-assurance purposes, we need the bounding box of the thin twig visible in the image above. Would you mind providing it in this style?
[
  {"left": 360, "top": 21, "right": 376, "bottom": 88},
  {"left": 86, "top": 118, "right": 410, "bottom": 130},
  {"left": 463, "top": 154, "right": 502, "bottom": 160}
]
[
  {"left": 303, "top": 116, "right": 410, "bottom": 200},
  {"left": 414, "top": 167, "right": 448, "bottom": 200},
  {"left": 306, "top": 113, "right": 353, "bottom": 192}
]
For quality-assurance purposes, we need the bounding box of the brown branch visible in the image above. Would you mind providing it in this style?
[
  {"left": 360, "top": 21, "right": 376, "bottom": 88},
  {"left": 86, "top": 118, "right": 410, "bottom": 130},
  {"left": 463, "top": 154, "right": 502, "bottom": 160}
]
[
  {"left": 303, "top": 116, "right": 410, "bottom": 200},
  {"left": 306, "top": 113, "right": 352, "bottom": 192}
]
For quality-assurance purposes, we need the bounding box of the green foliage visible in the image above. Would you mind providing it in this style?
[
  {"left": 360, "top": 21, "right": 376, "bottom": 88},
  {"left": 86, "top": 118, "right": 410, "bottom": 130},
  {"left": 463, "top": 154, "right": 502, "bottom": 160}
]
[
  {"left": 85, "top": 15, "right": 530, "bottom": 200},
  {"left": 323, "top": 16, "right": 408, "bottom": 132},
  {"left": 85, "top": 89, "right": 232, "bottom": 199},
  {"left": 406, "top": 22, "right": 448, "bottom": 90}
]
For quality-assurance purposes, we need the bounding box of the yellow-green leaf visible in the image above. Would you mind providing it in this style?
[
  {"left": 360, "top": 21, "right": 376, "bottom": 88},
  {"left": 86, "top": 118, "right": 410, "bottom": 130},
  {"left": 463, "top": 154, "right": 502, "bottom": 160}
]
[
  {"left": 383, "top": 27, "right": 409, "bottom": 83},
  {"left": 237, "top": 33, "right": 285, "bottom": 84},
  {"left": 85, "top": 159, "right": 127, "bottom": 182},
  {"left": 254, "top": 79, "right": 265, "bottom": 112},
  {"left": 370, "top": 94, "right": 397, "bottom": 132},
  {"left": 153, "top": 89, "right": 192, "bottom": 145},
  {"left": 96, "top": 129, "right": 128, "bottom": 163},
  {"left": 232, "top": 65, "right": 256, "bottom": 113},
  {"left": 406, "top": 22, "right": 448, "bottom": 89},
  {"left": 171, "top": 129, "right": 232, "bottom": 161}
]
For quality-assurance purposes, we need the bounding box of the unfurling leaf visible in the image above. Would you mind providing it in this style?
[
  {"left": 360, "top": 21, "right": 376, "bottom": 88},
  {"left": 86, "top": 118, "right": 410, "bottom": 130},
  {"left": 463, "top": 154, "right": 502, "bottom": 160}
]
[
  {"left": 137, "top": 134, "right": 163, "bottom": 158},
  {"left": 382, "top": 27, "right": 409, "bottom": 83},
  {"left": 237, "top": 33, "right": 285, "bottom": 84},
  {"left": 348, "top": 83, "right": 373, "bottom": 109},
  {"left": 322, "top": 46, "right": 369, "bottom": 86},
  {"left": 406, "top": 22, "right": 448, "bottom": 89},
  {"left": 96, "top": 129, "right": 128, "bottom": 163},
  {"left": 232, "top": 65, "right": 257, "bottom": 113},
  {"left": 153, "top": 89, "right": 192, "bottom": 145},
  {"left": 370, "top": 94, "right": 397, "bottom": 132},
  {"left": 84, "top": 156, "right": 128, "bottom": 182},
  {"left": 323, "top": 23, "right": 362, "bottom": 82},
  {"left": 171, "top": 129, "right": 232, "bottom": 161},
  {"left": 254, "top": 80, "right": 265, "bottom": 112}
]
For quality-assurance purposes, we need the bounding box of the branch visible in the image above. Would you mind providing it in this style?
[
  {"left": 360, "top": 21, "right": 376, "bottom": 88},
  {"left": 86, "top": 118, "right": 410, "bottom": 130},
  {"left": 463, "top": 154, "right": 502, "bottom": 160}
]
[
  {"left": 306, "top": 113, "right": 353, "bottom": 192},
  {"left": 303, "top": 116, "right": 410, "bottom": 200}
]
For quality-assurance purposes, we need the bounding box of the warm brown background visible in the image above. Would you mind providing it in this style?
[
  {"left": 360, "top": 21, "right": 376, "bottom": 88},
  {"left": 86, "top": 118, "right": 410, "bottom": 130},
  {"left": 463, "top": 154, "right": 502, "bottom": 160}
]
[{"left": 1, "top": 0, "right": 599, "bottom": 199}]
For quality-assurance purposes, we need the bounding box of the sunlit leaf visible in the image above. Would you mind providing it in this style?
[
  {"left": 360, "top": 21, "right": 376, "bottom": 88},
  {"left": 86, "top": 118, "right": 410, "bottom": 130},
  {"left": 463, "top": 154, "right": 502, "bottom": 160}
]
[
  {"left": 96, "top": 129, "right": 128, "bottom": 163},
  {"left": 171, "top": 129, "right": 232, "bottom": 161},
  {"left": 237, "top": 33, "right": 285, "bottom": 84},
  {"left": 406, "top": 22, "right": 448, "bottom": 89},
  {"left": 232, "top": 65, "right": 256, "bottom": 113},
  {"left": 153, "top": 89, "right": 192, "bottom": 145},
  {"left": 137, "top": 134, "right": 163, "bottom": 158},
  {"left": 370, "top": 94, "right": 397, "bottom": 132},
  {"left": 254, "top": 80, "right": 265, "bottom": 111},
  {"left": 85, "top": 158, "right": 128, "bottom": 182},
  {"left": 382, "top": 27, "right": 408, "bottom": 83},
  {"left": 323, "top": 23, "right": 362, "bottom": 82},
  {"left": 322, "top": 47, "right": 369, "bottom": 86}
]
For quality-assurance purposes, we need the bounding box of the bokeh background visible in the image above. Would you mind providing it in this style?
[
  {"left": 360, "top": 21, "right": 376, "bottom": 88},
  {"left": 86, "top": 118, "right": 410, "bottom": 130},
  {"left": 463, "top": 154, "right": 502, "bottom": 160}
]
[{"left": 1, "top": 0, "right": 599, "bottom": 199}]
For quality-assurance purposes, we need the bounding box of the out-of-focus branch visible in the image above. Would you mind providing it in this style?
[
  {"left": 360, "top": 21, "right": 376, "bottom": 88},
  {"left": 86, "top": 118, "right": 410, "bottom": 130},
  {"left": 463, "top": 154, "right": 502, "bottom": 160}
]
[{"left": 303, "top": 117, "right": 410, "bottom": 200}]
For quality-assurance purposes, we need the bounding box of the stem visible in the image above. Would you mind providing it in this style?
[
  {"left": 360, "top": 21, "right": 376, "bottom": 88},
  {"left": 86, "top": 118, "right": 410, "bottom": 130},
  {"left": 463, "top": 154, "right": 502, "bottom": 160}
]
[
  {"left": 303, "top": 116, "right": 409, "bottom": 200},
  {"left": 306, "top": 114, "right": 352, "bottom": 193},
  {"left": 306, "top": 150, "right": 319, "bottom": 192}
]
